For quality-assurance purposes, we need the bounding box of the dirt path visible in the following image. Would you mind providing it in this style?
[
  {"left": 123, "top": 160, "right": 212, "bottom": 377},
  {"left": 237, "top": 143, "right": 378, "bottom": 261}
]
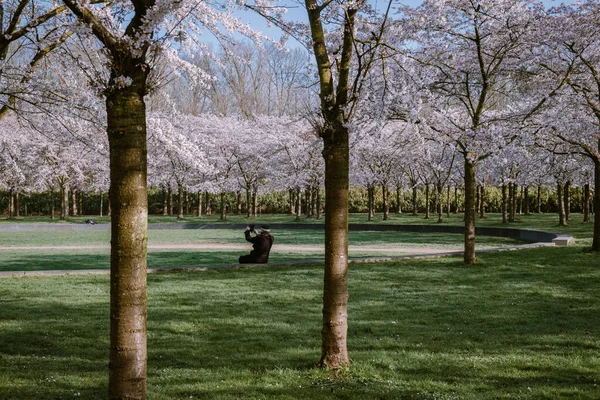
[{"left": 0, "top": 243, "right": 453, "bottom": 254}]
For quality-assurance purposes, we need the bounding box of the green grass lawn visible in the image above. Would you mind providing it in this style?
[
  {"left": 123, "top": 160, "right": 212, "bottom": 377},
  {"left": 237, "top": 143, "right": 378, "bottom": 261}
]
[
  {"left": 1, "top": 247, "right": 600, "bottom": 399},
  {"left": 0, "top": 222, "right": 532, "bottom": 272}
]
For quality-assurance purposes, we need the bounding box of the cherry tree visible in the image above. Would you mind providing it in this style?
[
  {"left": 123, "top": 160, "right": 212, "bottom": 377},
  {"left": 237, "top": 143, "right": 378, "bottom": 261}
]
[
  {"left": 396, "top": 0, "right": 547, "bottom": 264},
  {"left": 54, "top": 0, "right": 282, "bottom": 396},
  {"left": 530, "top": 1, "right": 600, "bottom": 250}
]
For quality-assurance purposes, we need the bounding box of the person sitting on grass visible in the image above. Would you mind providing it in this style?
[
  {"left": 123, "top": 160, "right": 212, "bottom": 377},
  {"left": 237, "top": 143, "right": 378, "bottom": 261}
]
[{"left": 238, "top": 224, "right": 274, "bottom": 264}]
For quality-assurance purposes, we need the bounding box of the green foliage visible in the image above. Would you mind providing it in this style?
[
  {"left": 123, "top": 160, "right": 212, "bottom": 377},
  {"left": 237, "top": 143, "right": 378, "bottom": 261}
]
[{"left": 2, "top": 247, "right": 600, "bottom": 399}]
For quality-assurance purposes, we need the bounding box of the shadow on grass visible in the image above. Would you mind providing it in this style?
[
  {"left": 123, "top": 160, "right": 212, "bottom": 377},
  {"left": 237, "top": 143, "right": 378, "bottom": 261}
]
[{"left": 2, "top": 249, "right": 600, "bottom": 399}]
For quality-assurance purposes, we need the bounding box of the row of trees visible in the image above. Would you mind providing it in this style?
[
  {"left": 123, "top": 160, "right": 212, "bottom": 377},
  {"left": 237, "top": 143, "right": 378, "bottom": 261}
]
[
  {"left": 1, "top": 111, "right": 594, "bottom": 222},
  {"left": 2, "top": 0, "right": 600, "bottom": 397}
]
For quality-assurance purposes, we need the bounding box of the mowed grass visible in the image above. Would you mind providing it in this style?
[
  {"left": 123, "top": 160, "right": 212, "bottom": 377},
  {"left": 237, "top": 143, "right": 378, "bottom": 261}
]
[
  {"left": 1, "top": 247, "right": 600, "bottom": 399},
  {"left": 0, "top": 227, "right": 527, "bottom": 272}
]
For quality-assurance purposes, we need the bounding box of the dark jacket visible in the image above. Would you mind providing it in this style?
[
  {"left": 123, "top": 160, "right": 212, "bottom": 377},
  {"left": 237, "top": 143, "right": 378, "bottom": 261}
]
[{"left": 239, "top": 231, "right": 274, "bottom": 263}]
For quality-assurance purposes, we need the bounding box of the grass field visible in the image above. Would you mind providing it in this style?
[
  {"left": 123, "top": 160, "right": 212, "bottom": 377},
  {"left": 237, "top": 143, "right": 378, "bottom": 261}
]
[
  {"left": 0, "top": 218, "right": 534, "bottom": 272},
  {"left": 0, "top": 213, "right": 598, "bottom": 399},
  {"left": 1, "top": 247, "right": 600, "bottom": 399}
]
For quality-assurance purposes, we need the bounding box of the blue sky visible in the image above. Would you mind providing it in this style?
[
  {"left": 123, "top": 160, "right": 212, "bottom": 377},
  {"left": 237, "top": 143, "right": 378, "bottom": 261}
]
[{"left": 235, "top": 0, "right": 576, "bottom": 48}]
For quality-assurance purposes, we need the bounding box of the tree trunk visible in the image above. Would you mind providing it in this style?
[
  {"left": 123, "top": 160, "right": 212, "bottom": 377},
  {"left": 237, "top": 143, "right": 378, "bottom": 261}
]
[
  {"left": 185, "top": 190, "right": 190, "bottom": 215},
  {"left": 295, "top": 187, "right": 302, "bottom": 221},
  {"left": 479, "top": 184, "right": 485, "bottom": 219},
  {"left": 168, "top": 186, "right": 174, "bottom": 216},
  {"left": 50, "top": 190, "right": 55, "bottom": 219},
  {"left": 289, "top": 188, "right": 295, "bottom": 215},
  {"left": 319, "top": 125, "right": 349, "bottom": 369},
  {"left": 436, "top": 183, "right": 444, "bottom": 223},
  {"left": 197, "top": 191, "right": 203, "bottom": 217},
  {"left": 382, "top": 183, "right": 389, "bottom": 221},
  {"left": 316, "top": 187, "right": 322, "bottom": 220},
  {"left": 557, "top": 182, "right": 566, "bottom": 226},
  {"left": 236, "top": 191, "right": 242, "bottom": 215},
  {"left": 412, "top": 186, "right": 418, "bottom": 215},
  {"left": 592, "top": 158, "right": 600, "bottom": 251},
  {"left": 367, "top": 186, "right": 374, "bottom": 221},
  {"left": 100, "top": 192, "right": 104, "bottom": 217},
  {"left": 61, "top": 183, "right": 69, "bottom": 221},
  {"left": 537, "top": 185, "right": 542, "bottom": 214},
  {"left": 252, "top": 187, "right": 257, "bottom": 217},
  {"left": 206, "top": 192, "right": 211, "bottom": 215},
  {"left": 502, "top": 184, "right": 508, "bottom": 224},
  {"left": 524, "top": 186, "right": 530, "bottom": 215},
  {"left": 72, "top": 189, "right": 78, "bottom": 217},
  {"left": 246, "top": 188, "right": 252, "bottom": 219},
  {"left": 106, "top": 81, "right": 148, "bottom": 399},
  {"left": 584, "top": 183, "right": 591, "bottom": 223},
  {"left": 454, "top": 186, "right": 460, "bottom": 213},
  {"left": 396, "top": 186, "right": 402, "bottom": 214},
  {"left": 424, "top": 183, "right": 430, "bottom": 220},
  {"left": 8, "top": 188, "right": 14, "bottom": 218},
  {"left": 177, "top": 184, "right": 184, "bottom": 219},
  {"left": 220, "top": 191, "right": 226, "bottom": 221},
  {"left": 564, "top": 181, "right": 571, "bottom": 221},
  {"left": 306, "top": 187, "right": 313, "bottom": 217},
  {"left": 15, "top": 191, "right": 20, "bottom": 217},
  {"left": 464, "top": 158, "right": 476, "bottom": 265},
  {"left": 446, "top": 185, "right": 451, "bottom": 218},
  {"left": 162, "top": 186, "right": 168, "bottom": 215}
]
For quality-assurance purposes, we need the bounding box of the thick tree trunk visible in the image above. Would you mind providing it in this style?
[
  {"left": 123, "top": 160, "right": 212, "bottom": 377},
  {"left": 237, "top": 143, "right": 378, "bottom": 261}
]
[
  {"left": 106, "top": 84, "right": 148, "bottom": 400},
  {"left": 168, "top": 186, "right": 174, "bottom": 216},
  {"left": 464, "top": 158, "right": 476, "bottom": 265},
  {"left": 558, "top": 183, "right": 567, "bottom": 226},
  {"left": 319, "top": 125, "right": 349, "bottom": 369},
  {"left": 162, "top": 186, "right": 168, "bottom": 215},
  {"left": 289, "top": 188, "right": 295, "bottom": 214},
  {"left": 584, "top": 183, "right": 591, "bottom": 223}
]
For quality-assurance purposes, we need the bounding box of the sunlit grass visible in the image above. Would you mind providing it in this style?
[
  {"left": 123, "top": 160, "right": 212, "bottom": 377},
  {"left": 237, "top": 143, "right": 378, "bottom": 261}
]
[{"left": 1, "top": 246, "right": 600, "bottom": 399}]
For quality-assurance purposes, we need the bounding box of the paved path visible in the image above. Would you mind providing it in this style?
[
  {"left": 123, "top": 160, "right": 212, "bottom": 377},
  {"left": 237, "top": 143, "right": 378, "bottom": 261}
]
[{"left": 0, "top": 243, "right": 451, "bottom": 253}]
